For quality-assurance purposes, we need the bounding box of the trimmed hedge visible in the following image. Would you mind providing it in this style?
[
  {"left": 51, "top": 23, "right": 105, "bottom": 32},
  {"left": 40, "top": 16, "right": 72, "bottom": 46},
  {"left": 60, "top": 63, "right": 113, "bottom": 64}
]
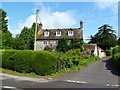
[
  {"left": 2, "top": 50, "right": 57, "bottom": 76},
  {"left": 112, "top": 53, "right": 120, "bottom": 72}
]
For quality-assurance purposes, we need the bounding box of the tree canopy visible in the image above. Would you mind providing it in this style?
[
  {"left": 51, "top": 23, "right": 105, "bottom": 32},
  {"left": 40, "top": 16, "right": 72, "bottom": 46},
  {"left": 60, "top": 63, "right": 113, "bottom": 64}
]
[
  {"left": 89, "top": 24, "right": 117, "bottom": 50},
  {"left": 13, "top": 23, "right": 36, "bottom": 50},
  {"left": 0, "top": 8, "right": 14, "bottom": 49}
]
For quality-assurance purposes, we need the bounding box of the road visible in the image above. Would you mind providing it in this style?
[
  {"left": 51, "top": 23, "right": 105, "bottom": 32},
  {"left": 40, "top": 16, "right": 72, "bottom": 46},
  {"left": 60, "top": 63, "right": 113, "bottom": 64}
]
[{"left": 1, "top": 58, "right": 120, "bottom": 89}]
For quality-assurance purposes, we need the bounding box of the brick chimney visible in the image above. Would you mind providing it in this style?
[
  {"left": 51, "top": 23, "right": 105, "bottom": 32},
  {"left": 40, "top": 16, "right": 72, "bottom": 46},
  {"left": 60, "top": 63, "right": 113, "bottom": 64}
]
[
  {"left": 80, "top": 20, "right": 83, "bottom": 29},
  {"left": 38, "top": 22, "right": 43, "bottom": 35}
]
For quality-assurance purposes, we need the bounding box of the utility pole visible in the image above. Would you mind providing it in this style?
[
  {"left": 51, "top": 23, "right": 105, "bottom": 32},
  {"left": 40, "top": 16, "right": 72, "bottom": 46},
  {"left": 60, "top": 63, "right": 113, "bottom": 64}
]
[{"left": 34, "top": 9, "right": 39, "bottom": 50}]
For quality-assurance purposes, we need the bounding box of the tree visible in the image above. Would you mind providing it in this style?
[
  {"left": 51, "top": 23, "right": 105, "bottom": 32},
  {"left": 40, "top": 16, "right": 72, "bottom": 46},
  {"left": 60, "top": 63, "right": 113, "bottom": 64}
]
[
  {"left": 29, "top": 23, "right": 36, "bottom": 50},
  {"left": 0, "top": 8, "right": 14, "bottom": 49},
  {"left": 14, "top": 23, "right": 36, "bottom": 50},
  {"left": 70, "top": 38, "right": 83, "bottom": 51},
  {"left": 56, "top": 38, "right": 69, "bottom": 53},
  {"left": 89, "top": 24, "right": 117, "bottom": 50},
  {"left": 56, "top": 38, "right": 83, "bottom": 53}
]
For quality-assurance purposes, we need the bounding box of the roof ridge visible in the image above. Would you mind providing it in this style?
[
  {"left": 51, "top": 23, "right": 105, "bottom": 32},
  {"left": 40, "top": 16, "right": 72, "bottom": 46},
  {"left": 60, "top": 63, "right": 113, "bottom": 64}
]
[{"left": 42, "top": 28, "right": 80, "bottom": 30}]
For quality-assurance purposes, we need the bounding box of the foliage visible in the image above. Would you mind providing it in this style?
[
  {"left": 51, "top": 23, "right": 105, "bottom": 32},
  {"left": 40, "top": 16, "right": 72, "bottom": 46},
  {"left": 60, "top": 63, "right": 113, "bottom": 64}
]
[
  {"left": 44, "top": 45, "right": 52, "bottom": 51},
  {"left": 0, "top": 8, "right": 14, "bottom": 49},
  {"left": 2, "top": 50, "right": 57, "bottom": 76},
  {"left": 56, "top": 38, "right": 83, "bottom": 52},
  {"left": 13, "top": 23, "right": 36, "bottom": 50},
  {"left": 54, "top": 49, "right": 97, "bottom": 69},
  {"left": 56, "top": 38, "right": 69, "bottom": 53},
  {"left": 70, "top": 38, "right": 83, "bottom": 50},
  {"left": 112, "top": 46, "right": 120, "bottom": 56},
  {"left": 89, "top": 24, "right": 117, "bottom": 50},
  {"left": 112, "top": 53, "right": 120, "bottom": 72},
  {"left": 106, "top": 50, "right": 112, "bottom": 56}
]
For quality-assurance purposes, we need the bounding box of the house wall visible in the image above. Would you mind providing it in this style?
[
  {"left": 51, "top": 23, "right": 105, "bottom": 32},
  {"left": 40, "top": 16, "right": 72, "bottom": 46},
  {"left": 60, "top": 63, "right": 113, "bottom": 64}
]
[
  {"left": 83, "top": 44, "right": 106, "bottom": 58},
  {"left": 36, "top": 41, "right": 44, "bottom": 50},
  {"left": 94, "top": 45, "right": 98, "bottom": 56},
  {"left": 36, "top": 40, "right": 57, "bottom": 50},
  {"left": 95, "top": 46, "right": 106, "bottom": 58}
]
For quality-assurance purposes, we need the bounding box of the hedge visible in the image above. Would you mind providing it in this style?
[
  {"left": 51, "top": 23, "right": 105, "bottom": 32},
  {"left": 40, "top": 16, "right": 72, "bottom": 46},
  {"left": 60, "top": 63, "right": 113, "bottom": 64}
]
[
  {"left": 2, "top": 50, "right": 57, "bottom": 76},
  {"left": 112, "top": 53, "right": 120, "bottom": 72},
  {"left": 112, "top": 46, "right": 120, "bottom": 56}
]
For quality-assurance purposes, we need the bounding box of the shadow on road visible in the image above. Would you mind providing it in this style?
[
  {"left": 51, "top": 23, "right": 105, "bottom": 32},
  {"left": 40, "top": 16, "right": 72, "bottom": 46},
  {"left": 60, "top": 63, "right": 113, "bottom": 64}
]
[{"left": 104, "top": 58, "right": 120, "bottom": 76}]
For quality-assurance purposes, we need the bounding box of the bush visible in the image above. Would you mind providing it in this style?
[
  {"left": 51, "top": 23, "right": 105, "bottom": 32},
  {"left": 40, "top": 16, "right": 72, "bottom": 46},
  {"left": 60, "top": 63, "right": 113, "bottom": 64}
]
[
  {"left": 112, "top": 53, "right": 120, "bottom": 72},
  {"left": 112, "top": 46, "right": 120, "bottom": 56},
  {"left": 54, "top": 49, "right": 95, "bottom": 69},
  {"left": 106, "top": 50, "right": 112, "bottom": 56},
  {"left": 2, "top": 50, "right": 57, "bottom": 76}
]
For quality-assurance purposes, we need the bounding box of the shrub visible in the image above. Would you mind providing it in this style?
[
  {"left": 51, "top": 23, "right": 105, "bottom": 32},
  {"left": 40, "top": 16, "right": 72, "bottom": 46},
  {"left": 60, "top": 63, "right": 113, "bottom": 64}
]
[
  {"left": 112, "top": 46, "right": 120, "bottom": 56},
  {"left": 54, "top": 49, "right": 94, "bottom": 69},
  {"left": 112, "top": 53, "right": 120, "bottom": 72},
  {"left": 2, "top": 50, "right": 57, "bottom": 76},
  {"left": 106, "top": 50, "right": 112, "bottom": 56}
]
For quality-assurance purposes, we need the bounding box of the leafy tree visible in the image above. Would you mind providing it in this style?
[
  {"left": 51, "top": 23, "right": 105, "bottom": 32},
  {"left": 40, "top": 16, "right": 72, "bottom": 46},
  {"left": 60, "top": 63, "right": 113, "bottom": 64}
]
[
  {"left": 0, "top": 8, "right": 14, "bottom": 49},
  {"left": 19, "top": 27, "right": 31, "bottom": 49},
  {"left": 29, "top": 23, "right": 36, "bottom": 50},
  {"left": 56, "top": 38, "right": 83, "bottom": 53},
  {"left": 70, "top": 38, "right": 83, "bottom": 51},
  {"left": 14, "top": 23, "right": 36, "bottom": 50},
  {"left": 56, "top": 38, "right": 69, "bottom": 53},
  {"left": 89, "top": 24, "right": 117, "bottom": 50}
]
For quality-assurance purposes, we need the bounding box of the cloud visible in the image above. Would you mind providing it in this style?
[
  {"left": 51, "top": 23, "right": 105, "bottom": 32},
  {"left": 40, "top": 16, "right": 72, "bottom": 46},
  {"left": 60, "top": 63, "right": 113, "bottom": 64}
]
[
  {"left": 95, "top": 2, "right": 118, "bottom": 14},
  {"left": 16, "top": 3, "right": 77, "bottom": 36},
  {"left": 5, "top": 16, "right": 9, "bottom": 20},
  {"left": 39, "top": 8, "right": 76, "bottom": 29}
]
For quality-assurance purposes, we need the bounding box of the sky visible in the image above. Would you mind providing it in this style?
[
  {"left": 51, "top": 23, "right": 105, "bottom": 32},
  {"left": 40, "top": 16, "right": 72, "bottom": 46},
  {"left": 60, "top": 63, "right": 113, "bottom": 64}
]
[{"left": 2, "top": 1, "right": 119, "bottom": 41}]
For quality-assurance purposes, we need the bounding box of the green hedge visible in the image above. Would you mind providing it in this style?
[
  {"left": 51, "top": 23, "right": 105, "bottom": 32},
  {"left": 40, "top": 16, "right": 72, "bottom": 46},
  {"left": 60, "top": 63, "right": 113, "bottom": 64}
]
[
  {"left": 112, "top": 53, "right": 120, "bottom": 72},
  {"left": 112, "top": 46, "right": 120, "bottom": 56},
  {"left": 2, "top": 50, "right": 57, "bottom": 76}
]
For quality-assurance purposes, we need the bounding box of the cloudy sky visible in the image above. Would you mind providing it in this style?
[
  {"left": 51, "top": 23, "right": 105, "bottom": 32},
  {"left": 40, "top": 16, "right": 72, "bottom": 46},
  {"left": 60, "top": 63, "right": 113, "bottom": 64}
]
[{"left": 2, "top": 1, "right": 119, "bottom": 41}]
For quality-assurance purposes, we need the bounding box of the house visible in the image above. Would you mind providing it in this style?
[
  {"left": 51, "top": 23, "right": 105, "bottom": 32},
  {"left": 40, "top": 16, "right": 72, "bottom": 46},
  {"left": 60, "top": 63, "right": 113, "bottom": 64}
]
[
  {"left": 83, "top": 44, "right": 106, "bottom": 58},
  {"left": 35, "top": 21, "right": 83, "bottom": 50}
]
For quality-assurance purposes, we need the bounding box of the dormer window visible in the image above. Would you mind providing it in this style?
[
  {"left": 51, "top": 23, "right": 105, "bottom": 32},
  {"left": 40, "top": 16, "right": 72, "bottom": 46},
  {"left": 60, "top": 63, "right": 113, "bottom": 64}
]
[
  {"left": 56, "top": 29, "right": 61, "bottom": 36},
  {"left": 68, "top": 30, "right": 74, "bottom": 36},
  {"left": 44, "top": 30, "right": 50, "bottom": 36}
]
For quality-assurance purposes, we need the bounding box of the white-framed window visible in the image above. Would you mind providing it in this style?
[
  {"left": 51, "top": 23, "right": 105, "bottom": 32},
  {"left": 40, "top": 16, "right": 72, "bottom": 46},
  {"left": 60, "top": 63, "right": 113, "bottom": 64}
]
[
  {"left": 43, "top": 40, "right": 48, "bottom": 46},
  {"left": 56, "top": 30, "right": 61, "bottom": 36},
  {"left": 68, "top": 30, "right": 74, "bottom": 36},
  {"left": 44, "top": 31, "right": 50, "bottom": 36},
  {"left": 55, "top": 40, "right": 58, "bottom": 45}
]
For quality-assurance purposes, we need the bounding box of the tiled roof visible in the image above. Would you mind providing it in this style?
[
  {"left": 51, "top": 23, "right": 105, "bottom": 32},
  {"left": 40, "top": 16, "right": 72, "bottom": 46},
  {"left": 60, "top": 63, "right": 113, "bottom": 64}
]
[{"left": 36, "top": 28, "right": 83, "bottom": 40}]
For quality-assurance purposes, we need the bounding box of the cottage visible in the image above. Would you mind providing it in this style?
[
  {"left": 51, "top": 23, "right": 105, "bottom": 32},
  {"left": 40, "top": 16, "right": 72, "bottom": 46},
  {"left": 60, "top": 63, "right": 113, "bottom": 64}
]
[{"left": 35, "top": 21, "right": 83, "bottom": 50}]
